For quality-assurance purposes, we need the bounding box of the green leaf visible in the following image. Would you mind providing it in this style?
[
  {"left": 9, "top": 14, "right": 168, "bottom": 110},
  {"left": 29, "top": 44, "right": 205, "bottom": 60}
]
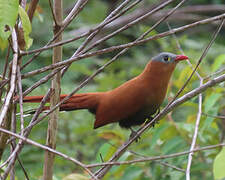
[
  {"left": 204, "top": 93, "right": 222, "bottom": 113},
  {"left": 213, "top": 147, "right": 225, "bottom": 179},
  {"left": 62, "top": 173, "right": 89, "bottom": 180},
  {"left": 96, "top": 143, "right": 116, "bottom": 162},
  {"left": 0, "top": 0, "right": 19, "bottom": 49},
  {"left": 150, "top": 124, "right": 169, "bottom": 150},
  {"left": 212, "top": 54, "right": 225, "bottom": 72},
  {"left": 18, "top": 5, "right": 33, "bottom": 49},
  {"left": 162, "top": 136, "right": 184, "bottom": 154},
  {"left": 0, "top": 36, "right": 8, "bottom": 50}
]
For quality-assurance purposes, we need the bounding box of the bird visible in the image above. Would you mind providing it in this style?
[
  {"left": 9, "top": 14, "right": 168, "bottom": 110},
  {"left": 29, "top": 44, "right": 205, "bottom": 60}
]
[{"left": 22, "top": 52, "right": 188, "bottom": 131}]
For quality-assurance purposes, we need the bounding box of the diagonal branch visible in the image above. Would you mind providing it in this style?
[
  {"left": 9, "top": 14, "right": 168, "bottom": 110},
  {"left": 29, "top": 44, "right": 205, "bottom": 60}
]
[
  {"left": 86, "top": 143, "right": 225, "bottom": 168},
  {"left": 21, "top": 13, "right": 225, "bottom": 79},
  {"left": 0, "top": 29, "right": 18, "bottom": 125},
  {"left": 0, "top": 127, "right": 97, "bottom": 180}
]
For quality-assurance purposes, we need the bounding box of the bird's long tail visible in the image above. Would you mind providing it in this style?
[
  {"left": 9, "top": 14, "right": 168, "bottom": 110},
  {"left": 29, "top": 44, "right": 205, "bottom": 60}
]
[{"left": 23, "top": 93, "right": 101, "bottom": 113}]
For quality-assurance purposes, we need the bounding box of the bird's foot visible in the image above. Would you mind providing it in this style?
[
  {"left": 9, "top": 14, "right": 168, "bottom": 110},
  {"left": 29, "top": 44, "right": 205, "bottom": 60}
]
[
  {"left": 151, "top": 119, "right": 160, "bottom": 128},
  {"left": 143, "top": 117, "right": 159, "bottom": 128},
  {"left": 151, "top": 109, "right": 161, "bottom": 127},
  {"left": 129, "top": 128, "right": 141, "bottom": 142}
]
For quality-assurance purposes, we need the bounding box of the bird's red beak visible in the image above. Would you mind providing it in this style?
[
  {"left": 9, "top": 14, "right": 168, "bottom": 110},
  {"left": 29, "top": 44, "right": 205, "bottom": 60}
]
[{"left": 175, "top": 55, "right": 188, "bottom": 62}]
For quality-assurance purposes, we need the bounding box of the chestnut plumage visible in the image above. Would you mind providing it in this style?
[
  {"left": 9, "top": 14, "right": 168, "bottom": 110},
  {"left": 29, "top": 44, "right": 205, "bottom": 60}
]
[{"left": 22, "top": 52, "right": 188, "bottom": 129}]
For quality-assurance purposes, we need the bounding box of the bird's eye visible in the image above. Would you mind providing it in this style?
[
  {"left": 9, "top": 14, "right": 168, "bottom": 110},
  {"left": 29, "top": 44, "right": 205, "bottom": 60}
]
[{"left": 164, "top": 55, "right": 169, "bottom": 62}]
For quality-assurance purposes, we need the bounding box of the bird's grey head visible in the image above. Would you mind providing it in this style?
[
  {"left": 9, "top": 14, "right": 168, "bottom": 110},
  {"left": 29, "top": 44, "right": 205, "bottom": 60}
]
[{"left": 152, "top": 52, "right": 178, "bottom": 64}]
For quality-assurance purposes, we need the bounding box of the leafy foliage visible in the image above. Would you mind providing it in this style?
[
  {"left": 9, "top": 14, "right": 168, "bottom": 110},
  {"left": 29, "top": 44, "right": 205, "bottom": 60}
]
[{"left": 0, "top": 0, "right": 225, "bottom": 179}]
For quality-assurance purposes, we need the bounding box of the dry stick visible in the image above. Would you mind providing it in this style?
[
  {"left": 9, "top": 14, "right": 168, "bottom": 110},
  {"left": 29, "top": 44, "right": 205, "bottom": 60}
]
[
  {"left": 12, "top": 91, "right": 54, "bottom": 139},
  {"left": 18, "top": 0, "right": 164, "bottom": 117},
  {"left": 92, "top": 0, "right": 187, "bottom": 177},
  {"left": 0, "top": 29, "right": 18, "bottom": 125},
  {"left": 73, "top": 0, "right": 132, "bottom": 56},
  {"left": 19, "top": 0, "right": 153, "bottom": 57},
  {"left": 16, "top": 67, "right": 25, "bottom": 135},
  {"left": 204, "top": 66, "right": 225, "bottom": 80},
  {"left": 0, "top": 127, "right": 97, "bottom": 180},
  {"left": 20, "top": 0, "right": 27, "bottom": 9},
  {"left": 155, "top": 160, "right": 185, "bottom": 173},
  {"left": 27, "top": 0, "right": 39, "bottom": 22},
  {"left": 62, "top": 0, "right": 88, "bottom": 25},
  {"left": 10, "top": 143, "right": 30, "bottom": 180},
  {"left": 20, "top": 0, "right": 89, "bottom": 70},
  {"left": 167, "top": 22, "right": 202, "bottom": 79},
  {"left": 186, "top": 79, "right": 203, "bottom": 180},
  {"left": 128, "top": 150, "right": 185, "bottom": 172},
  {"left": 167, "top": 22, "right": 205, "bottom": 179},
  {"left": 9, "top": 104, "right": 17, "bottom": 180},
  {"left": 22, "top": 67, "right": 62, "bottom": 98},
  {"left": 43, "top": 0, "right": 63, "bottom": 179},
  {"left": 22, "top": 4, "right": 225, "bottom": 57},
  {"left": 4, "top": 73, "right": 225, "bottom": 177},
  {"left": 82, "top": 0, "right": 175, "bottom": 53},
  {"left": 21, "top": 13, "right": 225, "bottom": 79},
  {"left": 21, "top": 0, "right": 186, "bottom": 133},
  {"left": 88, "top": 74, "right": 225, "bottom": 169},
  {"left": 108, "top": 141, "right": 185, "bottom": 172},
  {"left": 61, "top": 0, "right": 134, "bottom": 76},
  {"left": 86, "top": 143, "right": 225, "bottom": 168},
  {"left": 48, "top": 0, "right": 58, "bottom": 26},
  {"left": 1, "top": 92, "right": 52, "bottom": 179},
  {"left": 1, "top": 91, "right": 53, "bottom": 169},
  {"left": 159, "top": 18, "right": 224, "bottom": 115},
  {"left": 94, "top": 19, "right": 224, "bottom": 178},
  {"left": 102, "top": 4, "right": 225, "bottom": 32}
]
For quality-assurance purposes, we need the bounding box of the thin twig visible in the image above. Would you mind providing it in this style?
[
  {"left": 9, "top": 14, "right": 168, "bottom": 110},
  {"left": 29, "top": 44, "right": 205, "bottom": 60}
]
[
  {"left": 62, "top": 0, "right": 89, "bottom": 26},
  {"left": 203, "top": 66, "right": 225, "bottom": 80},
  {"left": 20, "top": 0, "right": 89, "bottom": 70},
  {"left": 21, "top": 13, "right": 225, "bottom": 79},
  {"left": 10, "top": 143, "right": 30, "bottom": 180},
  {"left": 20, "top": 0, "right": 170, "bottom": 56},
  {"left": 186, "top": 79, "right": 203, "bottom": 180},
  {"left": 0, "top": 127, "right": 97, "bottom": 180},
  {"left": 167, "top": 22, "right": 202, "bottom": 79},
  {"left": 202, "top": 113, "right": 225, "bottom": 119},
  {"left": 93, "top": 72, "right": 225, "bottom": 176},
  {"left": 0, "top": 29, "right": 18, "bottom": 125},
  {"left": 25, "top": 0, "right": 179, "bottom": 127},
  {"left": 95, "top": 18, "right": 224, "bottom": 175},
  {"left": 16, "top": 67, "right": 25, "bottom": 135},
  {"left": 48, "top": 0, "right": 58, "bottom": 26},
  {"left": 80, "top": 0, "right": 175, "bottom": 54},
  {"left": 27, "top": 0, "right": 39, "bottom": 22},
  {"left": 129, "top": 150, "right": 185, "bottom": 172},
  {"left": 86, "top": 143, "right": 225, "bottom": 168}
]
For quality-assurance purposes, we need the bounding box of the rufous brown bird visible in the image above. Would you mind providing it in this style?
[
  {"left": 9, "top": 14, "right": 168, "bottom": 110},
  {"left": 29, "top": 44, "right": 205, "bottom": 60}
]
[{"left": 23, "top": 52, "right": 188, "bottom": 130}]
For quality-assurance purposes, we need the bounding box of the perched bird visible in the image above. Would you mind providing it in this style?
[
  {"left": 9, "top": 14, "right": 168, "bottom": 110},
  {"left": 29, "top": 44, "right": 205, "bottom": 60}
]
[{"left": 23, "top": 52, "right": 188, "bottom": 130}]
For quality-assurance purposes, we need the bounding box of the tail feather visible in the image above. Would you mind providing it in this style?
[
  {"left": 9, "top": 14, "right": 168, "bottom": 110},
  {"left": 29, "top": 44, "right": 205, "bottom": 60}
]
[{"left": 23, "top": 93, "right": 102, "bottom": 113}]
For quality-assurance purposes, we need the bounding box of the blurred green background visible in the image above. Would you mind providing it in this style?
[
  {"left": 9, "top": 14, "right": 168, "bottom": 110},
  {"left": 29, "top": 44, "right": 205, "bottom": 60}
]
[{"left": 0, "top": 0, "right": 225, "bottom": 179}]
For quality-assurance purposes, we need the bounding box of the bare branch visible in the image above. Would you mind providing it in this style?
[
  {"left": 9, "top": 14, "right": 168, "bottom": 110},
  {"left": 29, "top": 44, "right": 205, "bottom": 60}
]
[
  {"left": 0, "top": 127, "right": 97, "bottom": 179},
  {"left": 0, "top": 29, "right": 18, "bottom": 125},
  {"left": 16, "top": 67, "right": 25, "bottom": 135},
  {"left": 186, "top": 79, "right": 203, "bottom": 180},
  {"left": 21, "top": 13, "right": 225, "bottom": 79},
  {"left": 20, "top": 0, "right": 174, "bottom": 56},
  {"left": 86, "top": 143, "right": 225, "bottom": 168},
  {"left": 27, "top": 0, "right": 39, "bottom": 22}
]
